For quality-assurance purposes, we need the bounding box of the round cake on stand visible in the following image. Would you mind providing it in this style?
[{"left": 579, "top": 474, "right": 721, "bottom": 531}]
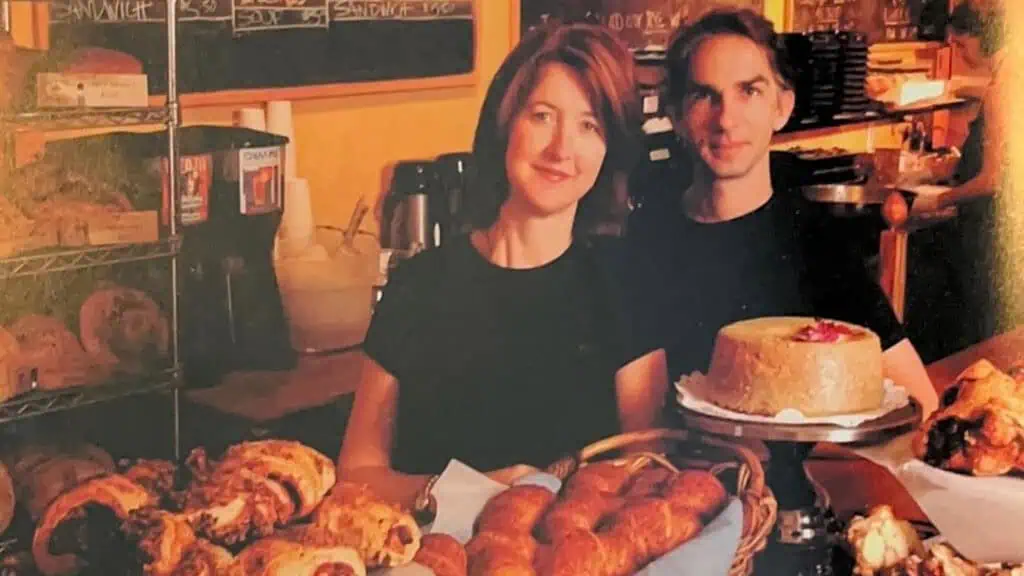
[{"left": 675, "top": 317, "right": 922, "bottom": 576}]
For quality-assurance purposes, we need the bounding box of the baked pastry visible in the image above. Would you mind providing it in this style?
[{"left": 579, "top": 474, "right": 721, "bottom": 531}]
[
  {"left": 230, "top": 538, "right": 366, "bottom": 576},
  {"left": 31, "top": 473, "right": 157, "bottom": 576},
  {"left": 701, "top": 317, "right": 885, "bottom": 416},
  {"left": 0, "top": 461, "right": 13, "bottom": 535},
  {"left": 561, "top": 462, "right": 632, "bottom": 498},
  {"left": 465, "top": 530, "right": 537, "bottom": 576},
  {"left": 913, "top": 359, "right": 1024, "bottom": 476},
  {"left": 0, "top": 326, "right": 25, "bottom": 403},
  {"left": 475, "top": 485, "right": 555, "bottom": 535},
  {"left": 3, "top": 441, "right": 116, "bottom": 521},
  {"left": 414, "top": 533, "right": 467, "bottom": 576},
  {"left": 8, "top": 315, "right": 110, "bottom": 390},
  {"left": 601, "top": 498, "right": 702, "bottom": 565},
  {"left": 79, "top": 286, "right": 170, "bottom": 375},
  {"left": 660, "top": 470, "right": 728, "bottom": 520},
  {"left": 539, "top": 490, "right": 620, "bottom": 543},
  {"left": 121, "top": 507, "right": 198, "bottom": 576},
  {"left": 312, "top": 482, "right": 421, "bottom": 568},
  {"left": 846, "top": 505, "right": 924, "bottom": 576}
]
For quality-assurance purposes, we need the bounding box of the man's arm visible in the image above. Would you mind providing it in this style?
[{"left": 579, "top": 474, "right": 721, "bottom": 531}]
[{"left": 883, "top": 338, "right": 939, "bottom": 418}]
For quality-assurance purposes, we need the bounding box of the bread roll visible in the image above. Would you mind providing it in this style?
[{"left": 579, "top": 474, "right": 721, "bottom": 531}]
[
  {"left": 602, "top": 498, "right": 701, "bottom": 565},
  {"left": 562, "top": 463, "right": 631, "bottom": 498},
  {"left": 538, "top": 490, "right": 619, "bottom": 543},
  {"left": 414, "top": 533, "right": 467, "bottom": 576},
  {"left": 661, "top": 470, "right": 728, "bottom": 520},
  {"left": 0, "top": 461, "right": 14, "bottom": 535},
  {"left": 474, "top": 485, "right": 554, "bottom": 535}
]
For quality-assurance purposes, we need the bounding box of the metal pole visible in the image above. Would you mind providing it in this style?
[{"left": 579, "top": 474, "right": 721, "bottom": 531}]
[{"left": 166, "top": 0, "right": 181, "bottom": 462}]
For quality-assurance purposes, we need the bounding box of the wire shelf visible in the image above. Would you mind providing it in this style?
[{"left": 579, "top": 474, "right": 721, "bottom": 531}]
[
  {"left": 0, "top": 537, "right": 16, "bottom": 558},
  {"left": 0, "top": 107, "right": 169, "bottom": 131},
  {"left": 0, "top": 238, "right": 180, "bottom": 280},
  {"left": 0, "top": 368, "right": 182, "bottom": 425}
]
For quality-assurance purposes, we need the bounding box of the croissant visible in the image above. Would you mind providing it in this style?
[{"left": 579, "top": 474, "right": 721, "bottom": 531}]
[
  {"left": 312, "top": 482, "right": 421, "bottom": 568},
  {"left": 230, "top": 538, "right": 367, "bottom": 576},
  {"left": 32, "top": 473, "right": 157, "bottom": 576},
  {"left": 414, "top": 533, "right": 467, "bottom": 576},
  {"left": 474, "top": 485, "right": 554, "bottom": 535},
  {"left": 660, "top": 470, "right": 729, "bottom": 520}
]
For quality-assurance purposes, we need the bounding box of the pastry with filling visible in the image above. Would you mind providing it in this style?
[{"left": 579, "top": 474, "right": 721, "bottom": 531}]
[
  {"left": 701, "top": 317, "right": 884, "bottom": 416},
  {"left": 913, "top": 359, "right": 1024, "bottom": 476}
]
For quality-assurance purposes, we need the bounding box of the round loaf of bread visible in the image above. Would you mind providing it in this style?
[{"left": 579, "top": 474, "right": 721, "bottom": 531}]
[{"left": 702, "top": 317, "right": 884, "bottom": 417}]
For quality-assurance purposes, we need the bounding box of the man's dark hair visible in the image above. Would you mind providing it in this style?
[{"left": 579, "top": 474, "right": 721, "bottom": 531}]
[
  {"left": 949, "top": 1, "right": 1004, "bottom": 55},
  {"left": 467, "top": 23, "right": 643, "bottom": 238},
  {"left": 664, "top": 9, "right": 795, "bottom": 105}
]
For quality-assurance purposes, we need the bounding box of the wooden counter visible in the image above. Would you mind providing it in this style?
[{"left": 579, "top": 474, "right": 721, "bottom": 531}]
[
  {"left": 806, "top": 326, "right": 1024, "bottom": 523},
  {"left": 186, "top": 350, "right": 362, "bottom": 422}
]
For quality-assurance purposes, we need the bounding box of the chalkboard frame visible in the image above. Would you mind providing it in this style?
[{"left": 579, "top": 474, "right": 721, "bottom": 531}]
[{"left": 126, "top": 0, "right": 484, "bottom": 107}]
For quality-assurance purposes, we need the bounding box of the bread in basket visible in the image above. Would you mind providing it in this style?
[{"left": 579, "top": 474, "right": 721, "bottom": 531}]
[{"left": 415, "top": 428, "right": 776, "bottom": 576}]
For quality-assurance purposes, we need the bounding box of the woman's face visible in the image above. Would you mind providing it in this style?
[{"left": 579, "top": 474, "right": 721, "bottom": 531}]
[{"left": 503, "top": 62, "right": 608, "bottom": 220}]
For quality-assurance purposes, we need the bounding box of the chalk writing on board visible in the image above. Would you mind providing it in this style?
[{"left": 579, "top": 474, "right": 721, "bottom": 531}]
[
  {"left": 232, "top": 0, "right": 329, "bottom": 32},
  {"left": 52, "top": 0, "right": 231, "bottom": 23},
  {"left": 52, "top": 0, "right": 160, "bottom": 24},
  {"left": 330, "top": 0, "right": 472, "bottom": 22}
]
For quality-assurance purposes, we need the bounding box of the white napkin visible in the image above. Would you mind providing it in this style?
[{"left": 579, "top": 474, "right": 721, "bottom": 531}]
[
  {"left": 851, "top": 433, "right": 1024, "bottom": 564},
  {"left": 428, "top": 459, "right": 508, "bottom": 544},
  {"left": 676, "top": 373, "right": 910, "bottom": 427}
]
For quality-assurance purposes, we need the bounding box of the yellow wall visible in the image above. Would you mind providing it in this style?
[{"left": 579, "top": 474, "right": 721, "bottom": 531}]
[{"left": 180, "top": 2, "right": 514, "bottom": 235}]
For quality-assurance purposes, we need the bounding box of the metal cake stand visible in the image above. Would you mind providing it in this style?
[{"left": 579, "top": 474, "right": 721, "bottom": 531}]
[{"left": 676, "top": 399, "right": 922, "bottom": 576}]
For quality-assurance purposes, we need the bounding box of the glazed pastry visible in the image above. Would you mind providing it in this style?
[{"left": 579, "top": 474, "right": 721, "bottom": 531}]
[
  {"left": 913, "top": 360, "right": 1024, "bottom": 476},
  {"left": 474, "top": 485, "right": 554, "bottom": 535},
  {"left": 414, "top": 533, "right": 467, "bottom": 576},
  {"left": 621, "top": 468, "right": 672, "bottom": 501}
]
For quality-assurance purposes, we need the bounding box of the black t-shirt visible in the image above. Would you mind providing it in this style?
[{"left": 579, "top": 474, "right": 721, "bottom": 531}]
[
  {"left": 362, "top": 235, "right": 660, "bottom": 475},
  {"left": 626, "top": 166, "right": 905, "bottom": 381}
]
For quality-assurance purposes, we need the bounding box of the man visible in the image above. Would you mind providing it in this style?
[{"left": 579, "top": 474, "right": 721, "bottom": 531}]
[{"left": 626, "top": 9, "right": 939, "bottom": 415}]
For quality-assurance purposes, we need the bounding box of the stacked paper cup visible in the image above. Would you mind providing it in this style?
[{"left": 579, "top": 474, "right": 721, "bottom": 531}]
[{"left": 262, "top": 100, "right": 316, "bottom": 258}]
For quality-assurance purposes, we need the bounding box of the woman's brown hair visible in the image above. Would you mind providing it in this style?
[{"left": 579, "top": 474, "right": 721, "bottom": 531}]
[{"left": 467, "top": 23, "right": 643, "bottom": 238}]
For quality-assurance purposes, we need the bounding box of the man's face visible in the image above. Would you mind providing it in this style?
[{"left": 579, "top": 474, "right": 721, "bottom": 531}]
[{"left": 673, "top": 34, "right": 794, "bottom": 181}]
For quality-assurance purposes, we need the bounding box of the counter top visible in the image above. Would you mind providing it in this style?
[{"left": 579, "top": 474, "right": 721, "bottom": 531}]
[
  {"left": 186, "top": 350, "right": 362, "bottom": 422},
  {"left": 807, "top": 326, "right": 1024, "bottom": 522}
]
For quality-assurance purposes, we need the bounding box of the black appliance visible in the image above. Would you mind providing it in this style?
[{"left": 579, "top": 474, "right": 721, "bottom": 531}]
[
  {"left": 433, "top": 152, "right": 474, "bottom": 245},
  {"left": 169, "top": 126, "right": 296, "bottom": 387}
]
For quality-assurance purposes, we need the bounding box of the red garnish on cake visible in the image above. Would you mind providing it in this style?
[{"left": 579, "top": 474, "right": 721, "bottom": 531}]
[{"left": 792, "top": 320, "right": 861, "bottom": 343}]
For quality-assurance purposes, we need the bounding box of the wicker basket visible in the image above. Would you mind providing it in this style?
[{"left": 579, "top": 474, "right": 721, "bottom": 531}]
[{"left": 545, "top": 428, "right": 776, "bottom": 576}]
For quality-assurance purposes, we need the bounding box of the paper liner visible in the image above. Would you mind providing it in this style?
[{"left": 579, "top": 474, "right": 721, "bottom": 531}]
[{"left": 675, "top": 372, "right": 909, "bottom": 428}]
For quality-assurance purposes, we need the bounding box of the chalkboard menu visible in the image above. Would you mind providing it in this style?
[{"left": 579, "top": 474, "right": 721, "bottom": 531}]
[
  {"left": 520, "top": 0, "right": 765, "bottom": 51},
  {"left": 788, "top": 0, "right": 945, "bottom": 43},
  {"left": 50, "top": 0, "right": 475, "bottom": 94}
]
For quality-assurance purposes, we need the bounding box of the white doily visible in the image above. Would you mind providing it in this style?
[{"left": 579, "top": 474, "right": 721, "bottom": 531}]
[{"left": 675, "top": 372, "right": 910, "bottom": 428}]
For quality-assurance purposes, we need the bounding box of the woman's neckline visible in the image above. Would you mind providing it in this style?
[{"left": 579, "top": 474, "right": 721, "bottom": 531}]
[{"left": 467, "top": 231, "right": 574, "bottom": 273}]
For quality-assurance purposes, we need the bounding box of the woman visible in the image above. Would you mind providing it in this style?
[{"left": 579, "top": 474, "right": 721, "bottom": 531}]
[
  {"left": 905, "top": 1, "right": 1016, "bottom": 361},
  {"left": 338, "top": 24, "right": 667, "bottom": 508}
]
